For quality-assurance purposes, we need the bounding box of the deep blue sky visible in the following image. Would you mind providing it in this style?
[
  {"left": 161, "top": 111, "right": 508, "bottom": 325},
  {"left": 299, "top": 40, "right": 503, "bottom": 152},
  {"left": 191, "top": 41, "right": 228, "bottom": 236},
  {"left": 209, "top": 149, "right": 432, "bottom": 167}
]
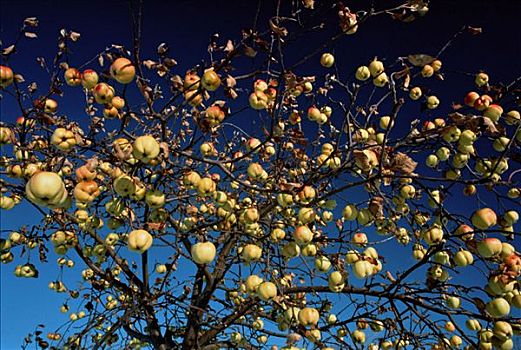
[{"left": 1, "top": 0, "right": 520, "bottom": 349}]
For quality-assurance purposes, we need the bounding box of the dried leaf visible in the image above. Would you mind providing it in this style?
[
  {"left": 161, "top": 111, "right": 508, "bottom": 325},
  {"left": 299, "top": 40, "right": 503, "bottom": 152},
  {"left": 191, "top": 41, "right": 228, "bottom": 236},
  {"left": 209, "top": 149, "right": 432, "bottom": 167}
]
[
  {"left": 403, "top": 73, "right": 411, "bottom": 88},
  {"left": 391, "top": 152, "right": 418, "bottom": 174},
  {"left": 243, "top": 45, "right": 257, "bottom": 58},
  {"left": 14, "top": 74, "right": 25, "bottom": 83},
  {"left": 24, "top": 32, "right": 38, "bottom": 39},
  {"left": 157, "top": 43, "right": 169, "bottom": 55},
  {"left": 407, "top": 54, "right": 434, "bottom": 67},
  {"left": 2, "top": 45, "right": 15, "bottom": 55},
  {"left": 69, "top": 31, "right": 81, "bottom": 41},
  {"left": 269, "top": 18, "right": 288, "bottom": 37},
  {"left": 224, "top": 40, "right": 234, "bottom": 53},
  {"left": 143, "top": 60, "right": 157, "bottom": 69},
  {"left": 302, "top": 0, "right": 315, "bottom": 9},
  {"left": 98, "top": 54, "right": 104, "bottom": 67},
  {"left": 24, "top": 17, "right": 39, "bottom": 27},
  {"left": 467, "top": 26, "right": 483, "bottom": 35}
]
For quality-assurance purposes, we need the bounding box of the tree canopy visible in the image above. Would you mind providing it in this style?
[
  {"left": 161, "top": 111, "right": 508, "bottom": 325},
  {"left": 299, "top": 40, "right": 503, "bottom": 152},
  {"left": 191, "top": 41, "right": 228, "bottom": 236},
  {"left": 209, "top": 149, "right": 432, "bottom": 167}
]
[{"left": 0, "top": 1, "right": 520, "bottom": 349}]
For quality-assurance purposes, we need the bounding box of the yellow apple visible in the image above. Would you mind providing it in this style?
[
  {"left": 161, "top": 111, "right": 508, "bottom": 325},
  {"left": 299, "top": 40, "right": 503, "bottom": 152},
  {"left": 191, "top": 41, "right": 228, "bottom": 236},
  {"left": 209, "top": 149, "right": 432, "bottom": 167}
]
[
  {"left": 64, "top": 68, "right": 82, "bottom": 86},
  {"left": 355, "top": 66, "right": 371, "bottom": 81},
  {"left": 0, "top": 65, "right": 14, "bottom": 88},
  {"left": 25, "top": 171, "right": 67, "bottom": 207},
  {"left": 110, "top": 57, "right": 135, "bottom": 84},
  {"left": 257, "top": 281, "right": 277, "bottom": 301},
  {"left": 201, "top": 68, "right": 221, "bottom": 91},
  {"left": 320, "top": 53, "right": 335, "bottom": 68},
  {"left": 298, "top": 307, "right": 319, "bottom": 327},
  {"left": 133, "top": 135, "right": 160, "bottom": 163},
  {"left": 81, "top": 69, "right": 99, "bottom": 89},
  {"left": 471, "top": 208, "right": 497, "bottom": 230},
  {"left": 51, "top": 128, "right": 77, "bottom": 151},
  {"left": 191, "top": 241, "right": 217, "bottom": 264},
  {"left": 93, "top": 83, "right": 115, "bottom": 104},
  {"left": 127, "top": 229, "right": 153, "bottom": 253}
]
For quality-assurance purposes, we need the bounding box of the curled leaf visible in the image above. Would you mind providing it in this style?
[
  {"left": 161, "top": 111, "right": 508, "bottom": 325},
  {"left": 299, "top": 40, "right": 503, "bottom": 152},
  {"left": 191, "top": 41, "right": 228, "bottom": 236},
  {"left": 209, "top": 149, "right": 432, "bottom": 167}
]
[
  {"left": 269, "top": 18, "right": 288, "bottom": 37},
  {"left": 69, "top": 31, "right": 81, "bottom": 42},
  {"left": 24, "top": 17, "right": 39, "bottom": 27},
  {"left": 407, "top": 54, "right": 434, "bottom": 67},
  {"left": 2, "top": 45, "right": 16, "bottom": 55}
]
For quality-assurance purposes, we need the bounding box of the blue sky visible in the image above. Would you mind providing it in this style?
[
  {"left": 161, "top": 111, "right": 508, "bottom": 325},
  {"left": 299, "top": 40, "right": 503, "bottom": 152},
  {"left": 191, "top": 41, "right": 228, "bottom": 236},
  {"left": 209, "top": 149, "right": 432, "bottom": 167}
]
[{"left": 1, "top": 0, "right": 520, "bottom": 349}]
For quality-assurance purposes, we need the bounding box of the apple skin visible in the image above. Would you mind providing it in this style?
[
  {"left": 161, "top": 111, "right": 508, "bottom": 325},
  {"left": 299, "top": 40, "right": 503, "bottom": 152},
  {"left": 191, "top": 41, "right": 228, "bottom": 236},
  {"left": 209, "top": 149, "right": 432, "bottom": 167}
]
[
  {"left": 464, "top": 91, "right": 479, "bottom": 107},
  {"left": 475, "top": 72, "right": 489, "bottom": 87},
  {"left": 110, "top": 58, "right": 135, "bottom": 84},
  {"left": 132, "top": 135, "right": 160, "bottom": 163},
  {"left": 298, "top": 307, "right": 319, "bottom": 327},
  {"left": 474, "top": 95, "right": 491, "bottom": 111},
  {"left": 201, "top": 69, "right": 221, "bottom": 91},
  {"left": 372, "top": 72, "right": 389, "bottom": 87},
  {"left": 409, "top": 87, "right": 422, "bottom": 100},
  {"left": 64, "top": 68, "right": 82, "bottom": 86},
  {"left": 25, "top": 171, "right": 67, "bottom": 207},
  {"left": 426, "top": 95, "right": 440, "bottom": 109},
  {"left": 476, "top": 238, "right": 502, "bottom": 258},
  {"left": 484, "top": 104, "right": 503, "bottom": 122},
  {"left": 93, "top": 83, "right": 115, "bottom": 104},
  {"left": 249, "top": 91, "right": 268, "bottom": 110},
  {"left": 421, "top": 64, "right": 434, "bottom": 77},
  {"left": 0, "top": 65, "right": 14, "bottom": 88},
  {"left": 320, "top": 53, "right": 335, "bottom": 68},
  {"left": 471, "top": 208, "right": 497, "bottom": 230},
  {"left": 293, "top": 226, "right": 313, "bottom": 245},
  {"left": 431, "top": 59, "right": 442, "bottom": 71},
  {"left": 486, "top": 297, "right": 510, "bottom": 318},
  {"left": 191, "top": 241, "right": 217, "bottom": 264},
  {"left": 0, "top": 126, "right": 14, "bottom": 144},
  {"left": 127, "top": 229, "right": 153, "bottom": 253},
  {"left": 257, "top": 281, "right": 277, "bottom": 301},
  {"left": 368, "top": 59, "right": 384, "bottom": 77},
  {"left": 81, "top": 69, "right": 99, "bottom": 89},
  {"left": 355, "top": 66, "right": 371, "bottom": 81}
]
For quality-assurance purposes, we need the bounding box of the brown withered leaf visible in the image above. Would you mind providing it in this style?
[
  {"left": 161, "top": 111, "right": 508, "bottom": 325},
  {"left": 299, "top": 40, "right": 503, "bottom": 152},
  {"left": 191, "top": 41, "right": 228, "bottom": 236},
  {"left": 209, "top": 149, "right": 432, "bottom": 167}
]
[
  {"left": 2, "top": 45, "right": 16, "bottom": 55},
  {"left": 69, "top": 31, "right": 81, "bottom": 42},
  {"left": 243, "top": 45, "right": 257, "bottom": 58},
  {"left": 143, "top": 60, "right": 157, "bottom": 69},
  {"left": 467, "top": 26, "right": 483, "bottom": 35},
  {"left": 24, "top": 32, "right": 38, "bottom": 39},
  {"left": 269, "top": 18, "right": 288, "bottom": 37},
  {"left": 391, "top": 152, "right": 417, "bottom": 174},
  {"left": 369, "top": 196, "right": 384, "bottom": 218},
  {"left": 24, "top": 17, "right": 39, "bottom": 27},
  {"left": 14, "top": 74, "right": 25, "bottom": 83},
  {"left": 302, "top": 0, "right": 314, "bottom": 9},
  {"left": 224, "top": 40, "right": 234, "bottom": 53},
  {"left": 407, "top": 54, "right": 434, "bottom": 67}
]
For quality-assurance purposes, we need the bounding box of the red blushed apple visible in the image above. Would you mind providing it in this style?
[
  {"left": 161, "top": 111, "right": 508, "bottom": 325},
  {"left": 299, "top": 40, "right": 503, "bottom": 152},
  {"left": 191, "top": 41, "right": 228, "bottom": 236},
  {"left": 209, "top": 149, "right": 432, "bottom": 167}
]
[
  {"left": 483, "top": 104, "right": 503, "bottom": 122},
  {"left": 474, "top": 95, "right": 492, "bottom": 111},
  {"left": 93, "top": 83, "right": 115, "bottom": 104},
  {"left": 16, "top": 116, "right": 36, "bottom": 128},
  {"left": 110, "top": 57, "right": 135, "bottom": 84},
  {"left": 0, "top": 65, "right": 14, "bottom": 88},
  {"left": 471, "top": 208, "right": 497, "bottom": 230},
  {"left": 476, "top": 237, "right": 502, "bottom": 258},
  {"left": 64, "top": 68, "right": 82, "bottom": 86},
  {"left": 464, "top": 91, "right": 479, "bottom": 107},
  {"left": 81, "top": 69, "right": 99, "bottom": 89},
  {"left": 504, "top": 254, "right": 521, "bottom": 272}
]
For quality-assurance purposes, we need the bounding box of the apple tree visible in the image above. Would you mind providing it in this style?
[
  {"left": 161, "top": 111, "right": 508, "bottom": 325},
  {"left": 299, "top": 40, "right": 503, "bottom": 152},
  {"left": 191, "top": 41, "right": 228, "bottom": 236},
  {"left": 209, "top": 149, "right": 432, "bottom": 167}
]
[{"left": 0, "top": 1, "right": 520, "bottom": 349}]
